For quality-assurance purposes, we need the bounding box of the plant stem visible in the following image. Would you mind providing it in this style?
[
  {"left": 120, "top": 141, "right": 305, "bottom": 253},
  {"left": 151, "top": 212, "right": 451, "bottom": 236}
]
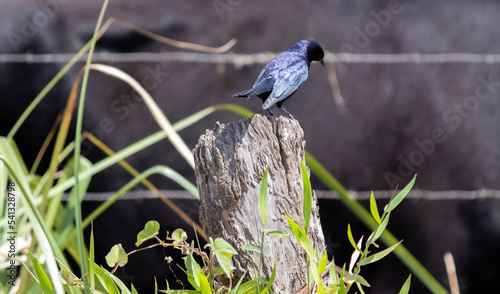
[{"left": 305, "top": 152, "right": 448, "bottom": 294}]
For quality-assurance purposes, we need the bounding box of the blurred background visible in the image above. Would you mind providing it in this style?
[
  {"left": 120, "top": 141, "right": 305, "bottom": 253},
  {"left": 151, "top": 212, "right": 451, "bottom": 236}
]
[{"left": 1, "top": 0, "right": 500, "bottom": 293}]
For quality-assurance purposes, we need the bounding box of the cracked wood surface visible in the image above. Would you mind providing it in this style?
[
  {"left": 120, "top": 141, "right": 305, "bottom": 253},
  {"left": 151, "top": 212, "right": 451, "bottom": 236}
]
[{"left": 194, "top": 114, "right": 325, "bottom": 293}]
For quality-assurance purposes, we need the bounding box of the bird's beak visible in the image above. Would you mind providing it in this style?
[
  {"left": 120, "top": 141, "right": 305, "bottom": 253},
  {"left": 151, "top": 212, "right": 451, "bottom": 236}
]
[{"left": 319, "top": 59, "right": 325, "bottom": 66}]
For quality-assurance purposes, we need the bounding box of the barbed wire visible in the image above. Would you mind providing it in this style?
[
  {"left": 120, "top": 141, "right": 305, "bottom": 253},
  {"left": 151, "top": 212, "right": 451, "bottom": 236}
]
[
  {"left": 68, "top": 189, "right": 500, "bottom": 201},
  {"left": 3, "top": 51, "right": 500, "bottom": 65}
]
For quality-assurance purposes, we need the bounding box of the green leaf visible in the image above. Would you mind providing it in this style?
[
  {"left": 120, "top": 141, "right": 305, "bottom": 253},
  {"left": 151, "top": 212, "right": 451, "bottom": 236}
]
[
  {"left": 211, "top": 238, "right": 237, "bottom": 276},
  {"left": 345, "top": 274, "right": 356, "bottom": 285},
  {"left": 172, "top": 228, "right": 188, "bottom": 246},
  {"left": 385, "top": 175, "right": 416, "bottom": 212},
  {"left": 398, "top": 274, "right": 412, "bottom": 294},
  {"left": 348, "top": 236, "right": 363, "bottom": 273},
  {"left": 317, "top": 282, "right": 327, "bottom": 294},
  {"left": 356, "top": 281, "right": 367, "bottom": 294},
  {"left": 369, "top": 192, "right": 381, "bottom": 224},
  {"left": 310, "top": 256, "right": 321, "bottom": 284},
  {"left": 236, "top": 279, "right": 260, "bottom": 294},
  {"left": 259, "top": 166, "right": 269, "bottom": 225},
  {"left": 131, "top": 284, "right": 139, "bottom": 294},
  {"left": 215, "top": 237, "right": 238, "bottom": 268},
  {"left": 371, "top": 212, "right": 390, "bottom": 243},
  {"left": 89, "top": 225, "right": 96, "bottom": 291},
  {"left": 185, "top": 254, "right": 201, "bottom": 289},
  {"left": 301, "top": 158, "right": 313, "bottom": 234},
  {"left": 260, "top": 263, "right": 276, "bottom": 294},
  {"left": 360, "top": 240, "right": 402, "bottom": 266},
  {"left": 227, "top": 273, "right": 246, "bottom": 294},
  {"left": 29, "top": 252, "right": 55, "bottom": 294},
  {"left": 158, "top": 290, "right": 205, "bottom": 294},
  {"left": 330, "top": 255, "right": 339, "bottom": 286},
  {"left": 339, "top": 265, "right": 346, "bottom": 294},
  {"left": 214, "top": 250, "right": 235, "bottom": 277},
  {"left": 286, "top": 214, "right": 318, "bottom": 262},
  {"left": 242, "top": 243, "right": 262, "bottom": 253},
  {"left": 108, "top": 269, "right": 133, "bottom": 294},
  {"left": 198, "top": 269, "right": 212, "bottom": 294},
  {"left": 266, "top": 229, "right": 289, "bottom": 239},
  {"left": 105, "top": 244, "right": 128, "bottom": 268},
  {"left": 93, "top": 264, "right": 120, "bottom": 294},
  {"left": 347, "top": 224, "right": 362, "bottom": 253},
  {"left": 58, "top": 269, "right": 71, "bottom": 285},
  {"left": 325, "top": 285, "right": 341, "bottom": 293},
  {"left": 318, "top": 250, "right": 328, "bottom": 275},
  {"left": 355, "top": 274, "right": 371, "bottom": 287},
  {"left": 215, "top": 238, "right": 238, "bottom": 255},
  {"left": 136, "top": 220, "right": 160, "bottom": 247},
  {"left": 210, "top": 267, "right": 226, "bottom": 279}
]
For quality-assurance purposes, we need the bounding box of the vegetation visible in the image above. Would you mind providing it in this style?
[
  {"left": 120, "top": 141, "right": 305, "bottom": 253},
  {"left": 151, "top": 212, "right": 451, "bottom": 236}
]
[{"left": 0, "top": 1, "right": 446, "bottom": 293}]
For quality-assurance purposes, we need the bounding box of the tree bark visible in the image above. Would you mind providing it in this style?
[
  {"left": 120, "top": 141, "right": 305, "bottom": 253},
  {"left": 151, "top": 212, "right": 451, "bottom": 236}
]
[{"left": 194, "top": 114, "right": 325, "bottom": 293}]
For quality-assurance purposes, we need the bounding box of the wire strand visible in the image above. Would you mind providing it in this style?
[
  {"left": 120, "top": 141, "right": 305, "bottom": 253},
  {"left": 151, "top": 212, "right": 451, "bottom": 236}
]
[
  {"left": 69, "top": 189, "right": 500, "bottom": 201},
  {"left": 3, "top": 51, "right": 500, "bottom": 65}
]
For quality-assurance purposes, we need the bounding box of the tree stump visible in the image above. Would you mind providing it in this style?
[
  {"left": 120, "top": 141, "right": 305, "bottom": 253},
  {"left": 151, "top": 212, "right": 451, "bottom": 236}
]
[{"left": 194, "top": 114, "right": 326, "bottom": 293}]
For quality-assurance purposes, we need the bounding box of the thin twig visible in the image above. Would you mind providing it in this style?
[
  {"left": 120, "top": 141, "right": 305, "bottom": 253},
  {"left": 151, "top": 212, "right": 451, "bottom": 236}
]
[
  {"left": 325, "top": 51, "right": 349, "bottom": 115},
  {"left": 107, "top": 17, "right": 237, "bottom": 54},
  {"left": 444, "top": 252, "right": 460, "bottom": 294}
]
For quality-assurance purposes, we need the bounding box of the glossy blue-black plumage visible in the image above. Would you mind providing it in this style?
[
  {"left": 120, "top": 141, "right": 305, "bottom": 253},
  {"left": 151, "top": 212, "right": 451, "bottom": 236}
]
[{"left": 232, "top": 40, "right": 324, "bottom": 118}]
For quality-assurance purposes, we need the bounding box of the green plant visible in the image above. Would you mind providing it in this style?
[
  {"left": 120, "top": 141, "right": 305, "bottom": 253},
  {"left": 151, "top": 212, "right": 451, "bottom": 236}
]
[
  {"left": 0, "top": 0, "right": 446, "bottom": 292},
  {"left": 284, "top": 160, "right": 414, "bottom": 294},
  {"left": 101, "top": 220, "right": 271, "bottom": 294},
  {"left": 0, "top": 3, "right": 241, "bottom": 293},
  {"left": 305, "top": 153, "right": 446, "bottom": 293}
]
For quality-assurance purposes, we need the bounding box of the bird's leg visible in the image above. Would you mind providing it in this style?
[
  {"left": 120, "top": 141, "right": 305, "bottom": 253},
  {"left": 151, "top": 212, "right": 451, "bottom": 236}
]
[
  {"left": 279, "top": 106, "right": 294, "bottom": 119},
  {"left": 267, "top": 108, "right": 275, "bottom": 117}
]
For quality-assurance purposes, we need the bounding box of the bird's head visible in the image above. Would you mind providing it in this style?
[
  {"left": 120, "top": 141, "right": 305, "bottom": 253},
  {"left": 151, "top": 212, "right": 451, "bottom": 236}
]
[{"left": 304, "top": 40, "right": 325, "bottom": 66}]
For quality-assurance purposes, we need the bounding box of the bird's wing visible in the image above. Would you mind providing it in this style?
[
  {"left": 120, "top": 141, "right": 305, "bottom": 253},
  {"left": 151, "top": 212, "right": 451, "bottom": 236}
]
[
  {"left": 262, "top": 66, "right": 308, "bottom": 109},
  {"left": 253, "top": 66, "right": 271, "bottom": 88},
  {"left": 232, "top": 66, "right": 275, "bottom": 97}
]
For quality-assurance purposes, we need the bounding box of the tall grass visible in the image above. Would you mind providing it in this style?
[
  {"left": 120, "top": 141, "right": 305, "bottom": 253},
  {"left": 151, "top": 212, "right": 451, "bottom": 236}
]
[{"left": 0, "top": 4, "right": 446, "bottom": 294}]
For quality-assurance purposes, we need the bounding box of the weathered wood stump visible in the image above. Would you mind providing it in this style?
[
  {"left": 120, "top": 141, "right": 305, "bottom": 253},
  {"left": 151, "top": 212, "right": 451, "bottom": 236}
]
[{"left": 194, "top": 114, "right": 326, "bottom": 293}]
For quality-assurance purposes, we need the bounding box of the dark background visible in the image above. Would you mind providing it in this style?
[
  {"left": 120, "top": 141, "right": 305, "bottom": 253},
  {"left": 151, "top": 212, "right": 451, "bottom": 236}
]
[{"left": 2, "top": 0, "right": 500, "bottom": 292}]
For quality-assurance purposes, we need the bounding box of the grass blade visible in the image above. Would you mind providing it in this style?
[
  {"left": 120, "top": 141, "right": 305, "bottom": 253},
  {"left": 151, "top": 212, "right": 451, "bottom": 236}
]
[
  {"left": 260, "top": 262, "right": 276, "bottom": 294},
  {"left": 259, "top": 166, "right": 269, "bottom": 225},
  {"left": 89, "top": 224, "right": 95, "bottom": 291},
  {"left": 399, "top": 275, "right": 412, "bottom": 294},
  {"left": 286, "top": 214, "right": 318, "bottom": 262},
  {"left": 29, "top": 252, "right": 55, "bottom": 294},
  {"left": 0, "top": 143, "right": 69, "bottom": 294},
  {"left": 64, "top": 165, "right": 205, "bottom": 246},
  {"left": 88, "top": 63, "right": 194, "bottom": 169},
  {"left": 47, "top": 103, "right": 252, "bottom": 198},
  {"left": 300, "top": 158, "right": 312, "bottom": 235},
  {"left": 93, "top": 265, "right": 120, "bottom": 294},
  {"left": 304, "top": 152, "right": 446, "bottom": 294},
  {"left": 73, "top": 1, "right": 109, "bottom": 288}
]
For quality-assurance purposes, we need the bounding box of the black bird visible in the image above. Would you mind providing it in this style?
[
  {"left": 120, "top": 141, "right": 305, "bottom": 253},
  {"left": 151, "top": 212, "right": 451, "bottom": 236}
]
[{"left": 231, "top": 39, "right": 324, "bottom": 118}]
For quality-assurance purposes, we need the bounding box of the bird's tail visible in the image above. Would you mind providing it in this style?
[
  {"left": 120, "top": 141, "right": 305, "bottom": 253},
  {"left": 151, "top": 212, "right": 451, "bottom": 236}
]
[
  {"left": 231, "top": 88, "right": 255, "bottom": 99},
  {"left": 232, "top": 83, "right": 272, "bottom": 100}
]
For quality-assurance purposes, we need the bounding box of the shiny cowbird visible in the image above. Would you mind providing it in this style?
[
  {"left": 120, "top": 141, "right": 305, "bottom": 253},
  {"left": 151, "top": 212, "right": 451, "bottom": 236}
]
[{"left": 232, "top": 40, "right": 324, "bottom": 118}]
